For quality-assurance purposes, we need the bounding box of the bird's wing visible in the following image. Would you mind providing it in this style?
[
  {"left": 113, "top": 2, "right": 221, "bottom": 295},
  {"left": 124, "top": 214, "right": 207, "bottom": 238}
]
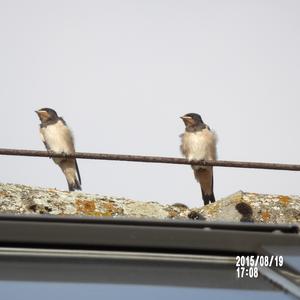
[
  {"left": 203, "top": 126, "right": 218, "bottom": 160},
  {"left": 75, "top": 159, "right": 81, "bottom": 185},
  {"left": 57, "top": 119, "right": 76, "bottom": 154}
]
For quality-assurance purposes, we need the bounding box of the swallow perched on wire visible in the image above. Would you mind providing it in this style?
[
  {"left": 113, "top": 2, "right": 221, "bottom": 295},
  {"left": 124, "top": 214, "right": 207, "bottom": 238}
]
[
  {"left": 35, "top": 108, "right": 81, "bottom": 191},
  {"left": 180, "top": 113, "right": 217, "bottom": 205}
]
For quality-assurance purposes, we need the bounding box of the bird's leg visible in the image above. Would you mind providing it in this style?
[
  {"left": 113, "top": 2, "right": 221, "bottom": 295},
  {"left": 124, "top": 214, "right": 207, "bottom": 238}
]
[
  {"left": 47, "top": 150, "right": 55, "bottom": 159},
  {"left": 199, "top": 159, "right": 206, "bottom": 168},
  {"left": 60, "top": 151, "right": 70, "bottom": 159}
]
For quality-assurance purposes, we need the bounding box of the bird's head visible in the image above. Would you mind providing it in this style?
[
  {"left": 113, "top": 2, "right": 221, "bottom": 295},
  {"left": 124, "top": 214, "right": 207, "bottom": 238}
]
[
  {"left": 35, "top": 108, "right": 58, "bottom": 123},
  {"left": 180, "top": 113, "right": 203, "bottom": 129}
]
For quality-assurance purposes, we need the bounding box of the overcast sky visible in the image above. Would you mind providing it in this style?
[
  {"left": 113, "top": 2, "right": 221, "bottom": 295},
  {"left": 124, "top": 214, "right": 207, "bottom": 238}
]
[{"left": 0, "top": 0, "right": 299, "bottom": 207}]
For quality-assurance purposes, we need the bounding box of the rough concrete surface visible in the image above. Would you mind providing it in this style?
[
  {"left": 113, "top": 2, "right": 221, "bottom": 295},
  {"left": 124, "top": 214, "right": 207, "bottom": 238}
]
[{"left": 0, "top": 183, "right": 299, "bottom": 225}]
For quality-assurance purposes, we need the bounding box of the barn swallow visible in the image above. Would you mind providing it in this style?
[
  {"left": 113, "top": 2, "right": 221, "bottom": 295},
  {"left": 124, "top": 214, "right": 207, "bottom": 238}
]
[
  {"left": 180, "top": 113, "right": 217, "bottom": 205},
  {"left": 35, "top": 108, "right": 81, "bottom": 191}
]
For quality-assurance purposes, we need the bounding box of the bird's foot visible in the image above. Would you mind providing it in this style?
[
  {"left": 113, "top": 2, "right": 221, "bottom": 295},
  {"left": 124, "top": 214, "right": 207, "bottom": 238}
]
[
  {"left": 60, "top": 151, "right": 70, "bottom": 158},
  {"left": 47, "top": 150, "right": 55, "bottom": 159}
]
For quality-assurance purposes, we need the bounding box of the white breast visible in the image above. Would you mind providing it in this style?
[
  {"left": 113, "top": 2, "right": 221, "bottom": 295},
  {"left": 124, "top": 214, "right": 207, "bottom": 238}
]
[
  {"left": 40, "top": 120, "right": 75, "bottom": 154},
  {"left": 180, "top": 128, "right": 217, "bottom": 161}
]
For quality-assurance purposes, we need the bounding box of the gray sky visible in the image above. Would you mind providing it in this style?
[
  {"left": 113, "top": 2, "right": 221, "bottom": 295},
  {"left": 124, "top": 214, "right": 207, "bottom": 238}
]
[{"left": 0, "top": 0, "right": 299, "bottom": 207}]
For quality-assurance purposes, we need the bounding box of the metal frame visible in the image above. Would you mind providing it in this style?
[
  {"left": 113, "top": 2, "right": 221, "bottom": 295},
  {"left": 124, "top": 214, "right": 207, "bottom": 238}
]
[
  {"left": 0, "top": 214, "right": 299, "bottom": 298},
  {"left": 0, "top": 214, "right": 298, "bottom": 253}
]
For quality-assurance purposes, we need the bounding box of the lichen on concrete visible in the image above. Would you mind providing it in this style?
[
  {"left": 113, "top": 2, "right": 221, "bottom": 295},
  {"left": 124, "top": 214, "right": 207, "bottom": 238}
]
[
  {"left": 196, "top": 191, "right": 300, "bottom": 224},
  {"left": 0, "top": 183, "right": 299, "bottom": 225}
]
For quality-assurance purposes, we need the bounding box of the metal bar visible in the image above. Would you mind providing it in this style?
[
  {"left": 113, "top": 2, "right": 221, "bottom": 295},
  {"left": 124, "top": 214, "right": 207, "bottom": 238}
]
[
  {"left": 259, "top": 266, "right": 300, "bottom": 298},
  {"left": 0, "top": 248, "right": 235, "bottom": 264},
  {"left": 0, "top": 148, "right": 300, "bottom": 171}
]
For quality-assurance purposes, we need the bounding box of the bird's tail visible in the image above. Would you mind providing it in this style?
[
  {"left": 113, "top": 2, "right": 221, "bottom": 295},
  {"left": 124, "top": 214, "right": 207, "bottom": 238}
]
[
  {"left": 194, "top": 167, "right": 215, "bottom": 206},
  {"left": 69, "top": 177, "right": 82, "bottom": 191},
  {"left": 202, "top": 190, "right": 215, "bottom": 205},
  {"left": 60, "top": 159, "right": 82, "bottom": 191}
]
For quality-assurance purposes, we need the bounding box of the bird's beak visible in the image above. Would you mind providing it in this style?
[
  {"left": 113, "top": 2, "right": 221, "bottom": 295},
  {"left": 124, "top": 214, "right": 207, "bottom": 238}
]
[
  {"left": 36, "top": 110, "right": 45, "bottom": 114},
  {"left": 35, "top": 110, "right": 48, "bottom": 119},
  {"left": 180, "top": 115, "right": 193, "bottom": 125}
]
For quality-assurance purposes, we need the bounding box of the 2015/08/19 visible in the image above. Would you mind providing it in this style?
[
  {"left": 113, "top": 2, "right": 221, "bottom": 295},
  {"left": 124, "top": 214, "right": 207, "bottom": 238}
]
[{"left": 236, "top": 255, "right": 284, "bottom": 267}]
